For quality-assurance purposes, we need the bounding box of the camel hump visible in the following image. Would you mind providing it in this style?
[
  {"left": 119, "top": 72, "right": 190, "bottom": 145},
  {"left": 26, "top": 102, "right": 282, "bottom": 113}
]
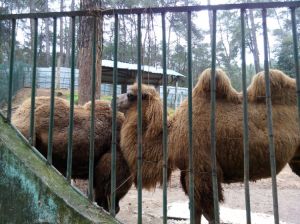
[
  {"left": 194, "top": 68, "right": 241, "bottom": 103},
  {"left": 247, "top": 69, "right": 296, "bottom": 104},
  {"left": 83, "top": 100, "right": 111, "bottom": 111},
  {"left": 35, "top": 97, "right": 70, "bottom": 116}
]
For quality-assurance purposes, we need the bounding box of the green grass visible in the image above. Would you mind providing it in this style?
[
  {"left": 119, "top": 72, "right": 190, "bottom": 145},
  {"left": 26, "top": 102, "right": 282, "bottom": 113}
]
[
  {"left": 168, "top": 107, "right": 175, "bottom": 117},
  {"left": 66, "top": 93, "right": 79, "bottom": 105}
]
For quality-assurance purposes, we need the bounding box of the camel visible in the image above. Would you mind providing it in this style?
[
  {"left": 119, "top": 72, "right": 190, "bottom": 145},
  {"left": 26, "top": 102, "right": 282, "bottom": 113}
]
[
  {"left": 117, "top": 69, "right": 300, "bottom": 223},
  {"left": 289, "top": 145, "right": 300, "bottom": 176},
  {"left": 12, "top": 96, "right": 132, "bottom": 213}
]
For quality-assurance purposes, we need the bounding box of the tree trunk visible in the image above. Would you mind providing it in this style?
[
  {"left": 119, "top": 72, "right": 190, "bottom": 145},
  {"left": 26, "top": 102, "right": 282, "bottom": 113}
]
[
  {"left": 78, "top": 0, "right": 103, "bottom": 105},
  {"left": 207, "top": 0, "right": 213, "bottom": 39},
  {"left": 248, "top": 9, "right": 261, "bottom": 73},
  {"left": 64, "top": 0, "right": 75, "bottom": 67},
  {"left": 56, "top": 0, "right": 64, "bottom": 89},
  {"left": 29, "top": 0, "right": 34, "bottom": 51},
  {"left": 44, "top": 0, "right": 50, "bottom": 66}
]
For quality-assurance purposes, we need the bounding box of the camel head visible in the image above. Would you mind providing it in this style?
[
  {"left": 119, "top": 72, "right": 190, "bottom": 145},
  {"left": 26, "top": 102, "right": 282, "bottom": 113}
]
[
  {"left": 117, "top": 83, "right": 163, "bottom": 138},
  {"left": 116, "top": 83, "right": 160, "bottom": 113}
]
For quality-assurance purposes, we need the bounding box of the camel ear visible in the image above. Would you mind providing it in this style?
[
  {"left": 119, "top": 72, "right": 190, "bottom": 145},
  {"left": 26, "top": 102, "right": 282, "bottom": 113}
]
[{"left": 145, "top": 99, "right": 163, "bottom": 139}]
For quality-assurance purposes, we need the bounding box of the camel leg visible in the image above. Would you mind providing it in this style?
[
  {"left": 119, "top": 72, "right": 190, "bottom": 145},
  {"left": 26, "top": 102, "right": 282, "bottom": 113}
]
[
  {"left": 180, "top": 160, "right": 224, "bottom": 223},
  {"left": 202, "top": 167, "right": 224, "bottom": 224},
  {"left": 181, "top": 171, "right": 207, "bottom": 224},
  {"left": 94, "top": 151, "right": 132, "bottom": 213},
  {"left": 195, "top": 210, "right": 202, "bottom": 224}
]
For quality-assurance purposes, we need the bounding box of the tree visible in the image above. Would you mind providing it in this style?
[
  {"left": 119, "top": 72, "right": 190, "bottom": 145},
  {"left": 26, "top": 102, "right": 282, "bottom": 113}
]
[
  {"left": 246, "top": 8, "right": 261, "bottom": 73},
  {"left": 43, "top": 0, "right": 51, "bottom": 66},
  {"left": 272, "top": 9, "right": 300, "bottom": 77},
  {"left": 274, "top": 36, "right": 295, "bottom": 77},
  {"left": 55, "top": 0, "right": 64, "bottom": 89},
  {"left": 0, "top": 7, "right": 11, "bottom": 64},
  {"left": 64, "top": 0, "right": 75, "bottom": 67},
  {"left": 78, "top": 0, "right": 103, "bottom": 105}
]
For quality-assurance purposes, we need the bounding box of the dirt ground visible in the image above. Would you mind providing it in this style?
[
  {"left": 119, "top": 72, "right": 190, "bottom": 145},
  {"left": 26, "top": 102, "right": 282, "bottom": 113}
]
[
  {"left": 113, "top": 166, "right": 299, "bottom": 224},
  {"left": 6, "top": 88, "right": 300, "bottom": 224},
  {"left": 72, "top": 166, "right": 299, "bottom": 224},
  {"left": 0, "top": 88, "right": 71, "bottom": 115}
]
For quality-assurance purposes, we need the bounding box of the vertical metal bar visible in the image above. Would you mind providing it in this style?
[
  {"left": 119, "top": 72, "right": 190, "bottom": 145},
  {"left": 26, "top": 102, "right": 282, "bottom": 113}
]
[
  {"left": 187, "top": 10, "right": 195, "bottom": 224},
  {"left": 7, "top": 18, "right": 16, "bottom": 122},
  {"left": 262, "top": 9, "right": 279, "bottom": 224},
  {"left": 110, "top": 13, "right": 119, "bottom": 217},
  {"left": 174, "top": 79, "right": 178, "bottom": 109},
  {"left": 291, "top": 8, "right": 300, "bottom": 125},
  {"left": 137, "top": 13, "right": 143, "bottom": 224},
  {"left": 47, "top": 17, "right": 57, "bottom": 164},
  {"left": 88, "top": 16, "right": 97, "bottom": 201},
  {"left": 66, "top": 16, "right": 76, "bottom": 182},
  {"left": 241, "top": 9, "right": 251, "bottom": 224},
  {"left": 29, "top": 18, "right": 38, "bottom": 146},
  {"left": 210, "top": 9, "right": 220, "bottom": 224},
  {"left": 161, "top": 11, "right": 168, "bottom": 224}
]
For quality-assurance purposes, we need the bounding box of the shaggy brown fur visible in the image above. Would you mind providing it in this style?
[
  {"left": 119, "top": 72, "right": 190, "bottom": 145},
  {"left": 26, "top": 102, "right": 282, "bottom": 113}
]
[
  {"left": 117, "top": 68, "right": 300, "bottom": 223},
  {"left": 118, "top": 85, "right": 173, "bottom": 189},
  {"left": 12, "top": 96, "right": 132, "bottom": 213},
  {"left": 289, "top": 146, "right": 300, "bottom": 176}
]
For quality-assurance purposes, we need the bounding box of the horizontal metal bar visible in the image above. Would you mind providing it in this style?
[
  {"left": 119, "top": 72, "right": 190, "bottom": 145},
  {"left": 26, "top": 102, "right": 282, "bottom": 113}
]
[{"left": 0, "top": 2, "right": 300, "bottom": 19}]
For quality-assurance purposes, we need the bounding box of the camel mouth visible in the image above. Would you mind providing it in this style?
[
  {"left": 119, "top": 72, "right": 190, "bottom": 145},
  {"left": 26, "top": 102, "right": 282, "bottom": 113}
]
[
  {"left": 98, "top": 198, "right": 120, "bottom": 214},
  {"left": 116, "top": 93, "right": 132, "bottom": 113}
]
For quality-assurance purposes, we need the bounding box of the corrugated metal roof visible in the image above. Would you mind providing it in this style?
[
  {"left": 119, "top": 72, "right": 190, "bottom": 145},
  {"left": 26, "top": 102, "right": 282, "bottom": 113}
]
[{"left": 102, "top": 60, "right": 185, "bottom": 78}]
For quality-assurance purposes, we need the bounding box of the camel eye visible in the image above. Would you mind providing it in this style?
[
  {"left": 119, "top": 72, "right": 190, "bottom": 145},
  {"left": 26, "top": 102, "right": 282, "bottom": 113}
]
[{"left": 127, "top": 93, "right": 136, "bottom": 101}]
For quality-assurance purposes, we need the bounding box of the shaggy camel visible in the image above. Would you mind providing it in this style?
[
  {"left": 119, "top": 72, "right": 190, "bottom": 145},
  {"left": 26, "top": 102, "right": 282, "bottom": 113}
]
[
  {"left": 117, "top": 69, "right": 300, "bottom": 223},
  {"left": 289, "top": 146, "right": 300, "bottom": 176},
  {"left": 12, "top": 96, "right": 132, "bottom": 213}
]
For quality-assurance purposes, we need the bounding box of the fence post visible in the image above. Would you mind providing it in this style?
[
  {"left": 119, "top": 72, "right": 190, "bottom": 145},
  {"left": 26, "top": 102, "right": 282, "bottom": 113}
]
[{"left": 7, "top": 18, "right": 16, "bottom": 122}]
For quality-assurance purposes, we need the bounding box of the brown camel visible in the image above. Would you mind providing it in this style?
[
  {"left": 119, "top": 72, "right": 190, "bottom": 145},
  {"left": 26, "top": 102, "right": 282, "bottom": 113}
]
[
  {"left": 117, "top": 68, "right": 300, "bottom": 223},
  {"left": 289, "top": 146, "right": 300, "bottom": 176},
  {"left": 12, "top": 96, "right": 132, "bottom": 213}
]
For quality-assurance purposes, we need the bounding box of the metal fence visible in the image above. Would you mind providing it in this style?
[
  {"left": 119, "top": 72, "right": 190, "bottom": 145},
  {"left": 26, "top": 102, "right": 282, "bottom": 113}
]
[
  {"left": 27, "top": 66, "right": 123, "bottom": 96},
  {"left": 1, "top": 2, "right": 300, "bottom": 224},
  {"left": 0, "top": 62, "right": 31, "bottom": 106},
  {"left": 19, "top": 66, "right": 183, "bottom": 107}
]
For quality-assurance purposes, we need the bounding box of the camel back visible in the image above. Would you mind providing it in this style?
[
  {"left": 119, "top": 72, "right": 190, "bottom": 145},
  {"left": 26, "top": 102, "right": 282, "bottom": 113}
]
[
  {"left": 247, "top": 69, "right": 297, "bottom": 105},
  {"left": 193, "top": 68, "right": 241, "bottom": 103}
]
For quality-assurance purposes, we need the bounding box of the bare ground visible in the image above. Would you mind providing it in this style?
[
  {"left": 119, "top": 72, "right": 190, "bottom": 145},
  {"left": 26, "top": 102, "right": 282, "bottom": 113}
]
[
  {"left": 0, "top": 87, "right": 70, "bottom": 115},
  {"left": 73, "top": 166, "right": 299, "bottom": 224},
  {"left": 115, "top": 166, "right": 300, "bottom": 224}
]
